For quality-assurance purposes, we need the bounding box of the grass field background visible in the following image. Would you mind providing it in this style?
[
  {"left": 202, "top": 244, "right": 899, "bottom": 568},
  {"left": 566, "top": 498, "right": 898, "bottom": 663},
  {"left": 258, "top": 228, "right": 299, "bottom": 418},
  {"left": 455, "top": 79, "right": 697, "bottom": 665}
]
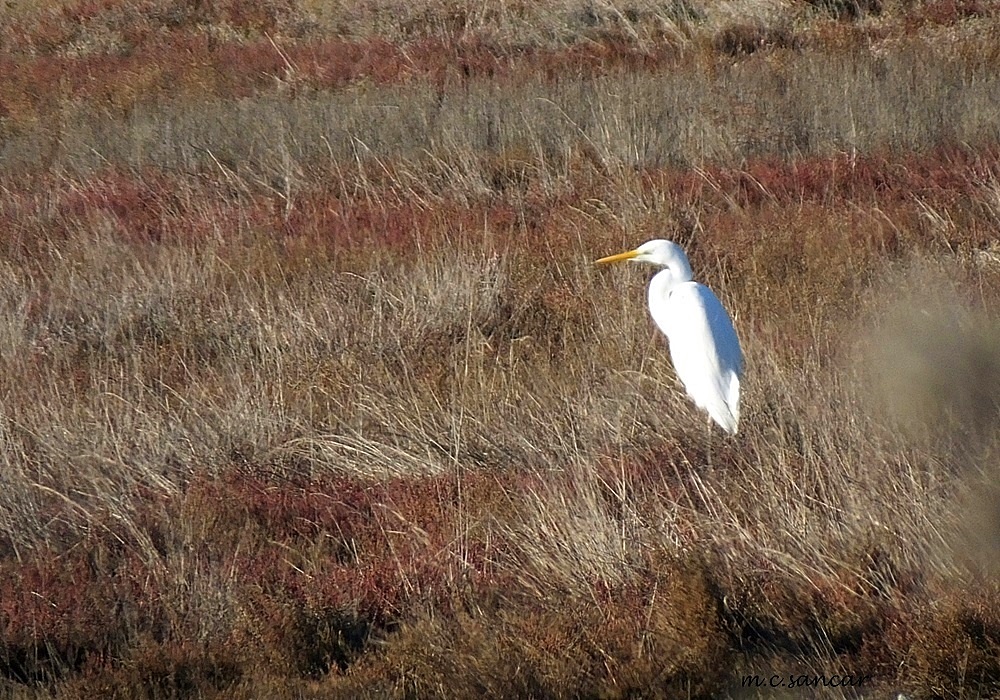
[{"left": 2, "top": 0, "right": 1000, "bottom": 697}]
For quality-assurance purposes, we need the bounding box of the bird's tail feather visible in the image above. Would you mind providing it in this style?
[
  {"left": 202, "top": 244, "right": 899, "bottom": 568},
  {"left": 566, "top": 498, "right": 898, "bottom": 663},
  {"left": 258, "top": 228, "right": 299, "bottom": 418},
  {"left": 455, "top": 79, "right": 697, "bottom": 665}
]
[{"left": 728, "top": 375, "right": 740, "bottom": 433}]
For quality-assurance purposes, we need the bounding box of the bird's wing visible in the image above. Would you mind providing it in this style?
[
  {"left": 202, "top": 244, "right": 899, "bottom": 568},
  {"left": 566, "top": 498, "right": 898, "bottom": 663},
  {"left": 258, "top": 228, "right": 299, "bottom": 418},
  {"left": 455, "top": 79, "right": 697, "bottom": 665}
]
[{"left": 651, "top": 282, "right": 743, "bottom": 433}]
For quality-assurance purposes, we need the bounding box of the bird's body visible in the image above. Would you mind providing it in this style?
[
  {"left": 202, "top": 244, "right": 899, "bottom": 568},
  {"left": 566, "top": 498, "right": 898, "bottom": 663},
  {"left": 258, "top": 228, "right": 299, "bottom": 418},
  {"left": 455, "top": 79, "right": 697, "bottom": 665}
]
[{"left": 596, "top": 240, "right": 743, "bottom": 434}]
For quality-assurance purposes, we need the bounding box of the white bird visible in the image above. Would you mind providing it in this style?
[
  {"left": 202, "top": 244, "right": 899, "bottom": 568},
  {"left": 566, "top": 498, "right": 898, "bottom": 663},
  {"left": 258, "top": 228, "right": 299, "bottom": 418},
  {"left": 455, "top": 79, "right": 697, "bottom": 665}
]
[{"left": 596, "top": 239, "right": 744, "bottom": 435}]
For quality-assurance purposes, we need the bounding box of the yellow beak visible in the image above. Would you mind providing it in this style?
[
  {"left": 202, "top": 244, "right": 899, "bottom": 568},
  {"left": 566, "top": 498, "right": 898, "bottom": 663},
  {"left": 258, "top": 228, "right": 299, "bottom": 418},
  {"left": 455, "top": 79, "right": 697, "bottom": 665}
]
[{"left": 595, "top": 249, "right": 639, "bottom": 265}]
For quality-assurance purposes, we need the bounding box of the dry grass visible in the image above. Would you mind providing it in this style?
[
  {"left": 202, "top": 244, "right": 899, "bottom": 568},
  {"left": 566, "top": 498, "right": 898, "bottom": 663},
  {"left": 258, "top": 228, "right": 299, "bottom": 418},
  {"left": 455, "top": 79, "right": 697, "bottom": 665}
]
[
  {"left": 3, "top": 1, "right": 1000, "bottom": 698},
  {"left": 3, "top": 23, "right": 1000, "bottom": 178}
]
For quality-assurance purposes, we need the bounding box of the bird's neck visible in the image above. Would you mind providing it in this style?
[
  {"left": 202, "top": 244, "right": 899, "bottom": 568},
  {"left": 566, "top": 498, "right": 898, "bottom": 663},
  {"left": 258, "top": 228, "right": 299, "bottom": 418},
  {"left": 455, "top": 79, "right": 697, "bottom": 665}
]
[{"left": 649, "top": 268, "right": 683, "bottom": 301}]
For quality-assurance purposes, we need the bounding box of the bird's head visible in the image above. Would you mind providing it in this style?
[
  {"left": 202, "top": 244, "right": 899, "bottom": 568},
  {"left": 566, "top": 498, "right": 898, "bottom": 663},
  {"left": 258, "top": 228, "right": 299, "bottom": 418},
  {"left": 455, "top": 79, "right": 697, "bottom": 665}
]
[{"left": 595, "top": 239, "right": 693, "bottom": 280}]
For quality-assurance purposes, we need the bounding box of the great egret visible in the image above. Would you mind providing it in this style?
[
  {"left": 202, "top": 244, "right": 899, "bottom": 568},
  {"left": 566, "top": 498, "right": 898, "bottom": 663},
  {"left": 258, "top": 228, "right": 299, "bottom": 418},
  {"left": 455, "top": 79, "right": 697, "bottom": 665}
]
[{"left": 596, "top": 239, "right": 743, "bottom": 435}]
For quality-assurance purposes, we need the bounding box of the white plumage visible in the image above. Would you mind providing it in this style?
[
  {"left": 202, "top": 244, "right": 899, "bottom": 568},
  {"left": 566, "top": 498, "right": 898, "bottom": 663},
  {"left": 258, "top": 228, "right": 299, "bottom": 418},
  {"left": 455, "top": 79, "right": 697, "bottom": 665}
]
[{"left": 597, "top": 239, "right": 743, "bottom": 434}]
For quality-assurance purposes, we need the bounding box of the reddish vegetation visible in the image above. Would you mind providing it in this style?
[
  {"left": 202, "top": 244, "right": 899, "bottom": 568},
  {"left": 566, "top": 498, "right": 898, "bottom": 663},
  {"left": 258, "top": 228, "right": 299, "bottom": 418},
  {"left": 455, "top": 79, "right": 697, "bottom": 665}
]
[
  {"left": 1, "top": 143, "right": 994, "bottom": 246},
  {"left": 0, "top": 31, "right": 686, "bottom": 126},
  {"left": 6, "top": 455, "right": 1000, "bottom": 695},
  {"left": 673, "top": 146, "right": 1000, "bottom": 206},
  {"left": 1, "top": 0, "right": 997, "bottom": 127},
  {"left": 1, "top": 467, "right": 503, "bottom": 683}
]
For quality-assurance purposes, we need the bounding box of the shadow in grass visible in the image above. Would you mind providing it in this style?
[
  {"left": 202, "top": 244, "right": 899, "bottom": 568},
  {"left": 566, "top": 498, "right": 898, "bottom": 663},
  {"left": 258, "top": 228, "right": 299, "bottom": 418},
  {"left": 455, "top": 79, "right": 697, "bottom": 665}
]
[
  {"left": 291, "top": 606, "right": 376, "bottom": 678},
  {"left": 0, "top": 644, "right": 88, "bottom": 687}
]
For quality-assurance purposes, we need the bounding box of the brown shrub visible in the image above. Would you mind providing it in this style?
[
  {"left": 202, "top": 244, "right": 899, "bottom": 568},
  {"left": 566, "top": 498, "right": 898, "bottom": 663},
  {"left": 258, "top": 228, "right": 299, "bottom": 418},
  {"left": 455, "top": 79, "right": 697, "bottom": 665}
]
[
  {"left": 713, "top": 23, "right": 799, "bottom": 56},
  {"left": 884, "top": 583, "right": 1000, "bottom": 696},
  {"left": 806, "top": 0, "right": 883, "bottom": 21}
]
